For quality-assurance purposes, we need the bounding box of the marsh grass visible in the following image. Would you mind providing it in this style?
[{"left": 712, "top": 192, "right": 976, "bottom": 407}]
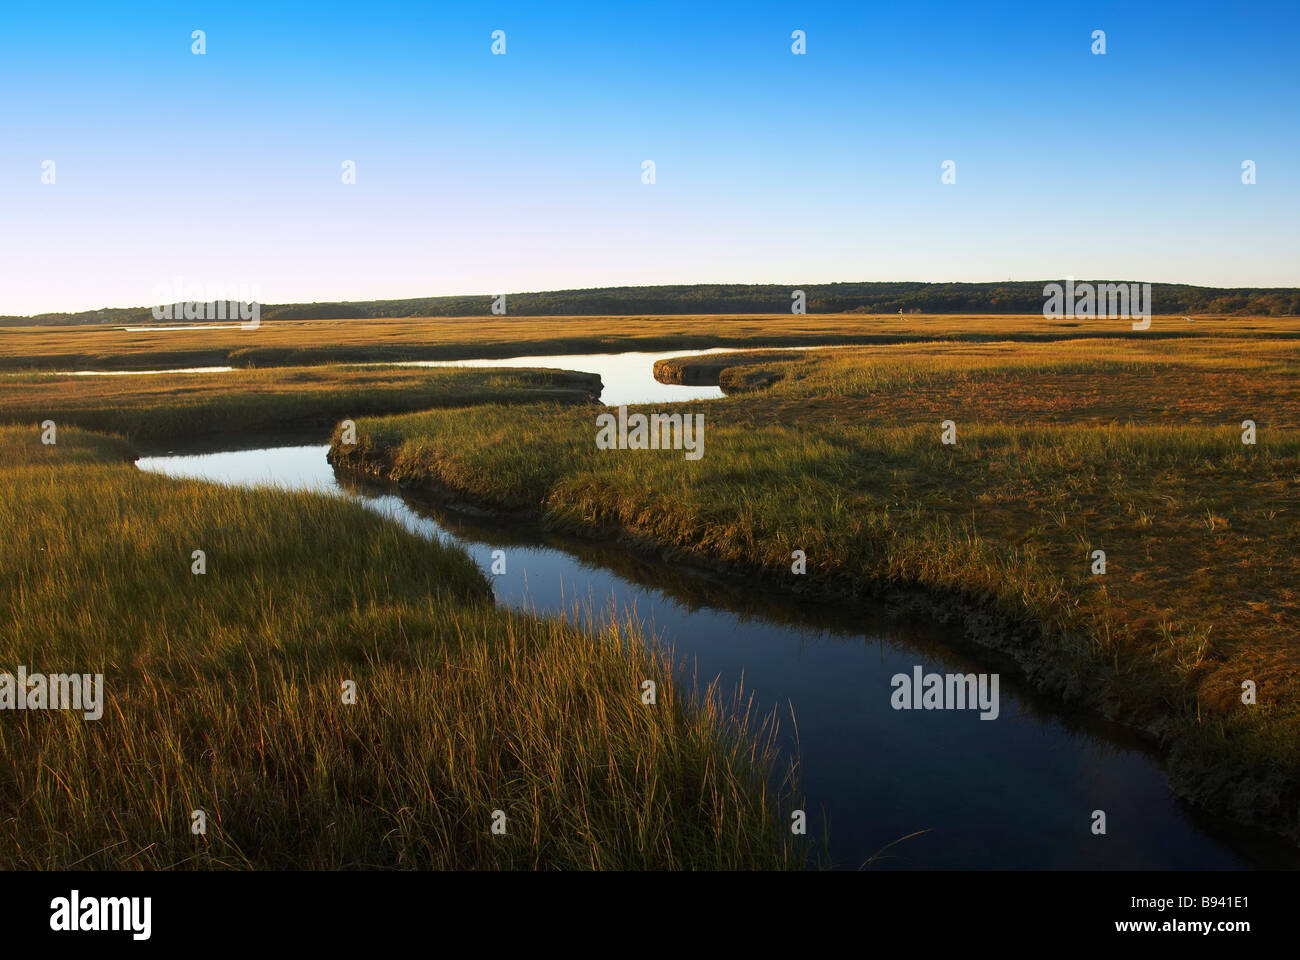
[
  {"left": 0, "top": 426, "right": 799, "bottom": 869},
  {"left": 0, "top": 365, "right": 599, "bottom": 446},
  {"left": 332, "top": 337, "right": 1300, "bottom": 839},
  {"left": 684, "top": 338, "right": 1300, "bottom": 427},
  {"left": 3, "top": 313, "right": 1295, "bottom": 372}
]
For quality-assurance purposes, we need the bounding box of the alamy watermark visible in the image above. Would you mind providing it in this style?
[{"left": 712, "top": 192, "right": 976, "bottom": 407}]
[
  {"left": 50, "top": 890, "right": 150, "bottom": 940},
  {"left": 150, "top": 277, "right": 261, "bottom": 328},
  {"left": 0, "top": 667, "right": 103, "bottom": 720},
  {"left": 890, "top": 666, "right": 999, "bottom": 720},
  {"left": 1043, "top": 279, "right": 1151, "bottom": 330},
  {"left": 595, "top": 406, "right": 704, "bottom": 460}
]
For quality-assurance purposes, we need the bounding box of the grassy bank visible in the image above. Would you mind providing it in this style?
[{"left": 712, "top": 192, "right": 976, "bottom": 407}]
[
  {"left": 3, "top": 314, "right": 1297, "bottom": 371},
  {"left": 0, "top": 425, "right": 799, "bottom": 869},
  {"left": 0, "top": 365, "right": 600, "bottom": 447},
  {"left": 330, "top": 337, "right": 1300, "bottom": 842},
  {"left": 664, "top": 337, "right": 1300, "bottom": 423}
]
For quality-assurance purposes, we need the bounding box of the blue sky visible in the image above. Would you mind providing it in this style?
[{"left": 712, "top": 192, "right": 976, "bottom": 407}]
[{"left": 1, "top": 0, "right": 1296, "bottom": 314}]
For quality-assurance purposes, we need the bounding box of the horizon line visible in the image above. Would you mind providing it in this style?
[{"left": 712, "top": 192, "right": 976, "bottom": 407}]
[{"left": 9, "top": 277, "right": 1300, "bottom": 321}]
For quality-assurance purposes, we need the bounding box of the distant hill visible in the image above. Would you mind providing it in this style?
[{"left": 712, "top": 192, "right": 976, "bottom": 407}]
[{"left": 4, "top": 281, "right": 1298, "bottom": 326}]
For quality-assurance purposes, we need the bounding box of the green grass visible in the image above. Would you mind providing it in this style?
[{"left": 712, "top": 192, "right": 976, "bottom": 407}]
[
  {"left": 330, "top": 338, "right": 1300, "bottom": 842},
  {"left": 0, "top": 425, "right": 799, "bottom": 869},
  {"left": 0, "top": 365, "right": 600, "bottom": 447}
]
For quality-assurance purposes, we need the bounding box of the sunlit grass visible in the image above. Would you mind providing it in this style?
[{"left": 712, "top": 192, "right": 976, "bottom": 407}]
[
  {"left": 2, "top": 313, "right": 1295, "bottom": 371},
  {"left": 0, "top": 365, "right": 599, "bottom": 446},
  {"left": 0, "top": 426, "right": 799, "bottom": 869},
  {"left": 333, "top": 337, "right": 1300, "bottom": 840}
]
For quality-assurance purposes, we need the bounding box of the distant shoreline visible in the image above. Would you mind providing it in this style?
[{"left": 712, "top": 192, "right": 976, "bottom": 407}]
[{"left": 5, "top": 280, "right": 1299, "bottom": 326}]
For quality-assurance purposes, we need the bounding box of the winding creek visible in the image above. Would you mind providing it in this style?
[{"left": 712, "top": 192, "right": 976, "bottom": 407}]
[{"left": 133, "top": 349, "right": 1291, "bottom": 869}]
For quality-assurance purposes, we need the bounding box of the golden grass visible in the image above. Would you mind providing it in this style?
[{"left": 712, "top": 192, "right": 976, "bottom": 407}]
[
  {"left": 0, "top": 365, "right": 599, "bottom": 446},
  {"left": 0, "top": 426, "right": 799, "bottom": 869},
  {"left": 331, "top": 336, "right": 1300, "bottom": 841},
  {"left": 3, "top": 313, "right": 1297, "bottom": 371},
  {"left": 669, "top": 337, "right": 1300, "bottom": 427}
]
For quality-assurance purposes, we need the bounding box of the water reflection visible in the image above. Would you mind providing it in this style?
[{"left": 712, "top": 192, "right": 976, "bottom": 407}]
[{"left": 381, "top": 349, "right": 734, "bottom": 406}]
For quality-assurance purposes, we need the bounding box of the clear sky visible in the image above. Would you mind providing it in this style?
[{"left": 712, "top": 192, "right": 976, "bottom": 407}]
[{"left": 2, "top": 0, "right": 1297, "bottom": 315}]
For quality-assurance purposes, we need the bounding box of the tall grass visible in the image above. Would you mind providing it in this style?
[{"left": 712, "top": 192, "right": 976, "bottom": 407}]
[
  {"left": 331, "top": 339, "right": 1300, "bottom": 841},
  {"left": 0, "top": 426, "right": 799, "bottom": 869},
  {"left": 663, "top": 338, "right": 1300, "bottom": 427},
  {"left": 3, "top": 313, "right": 1294, "bottom": 371},
  {"left": 0, "top": 365, "right": 599, "bottom": 447}
]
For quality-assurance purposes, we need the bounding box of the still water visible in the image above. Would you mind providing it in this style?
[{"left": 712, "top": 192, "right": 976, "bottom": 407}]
[{"left": 134, "top": 352, "right": 1288, "bottom": 870}]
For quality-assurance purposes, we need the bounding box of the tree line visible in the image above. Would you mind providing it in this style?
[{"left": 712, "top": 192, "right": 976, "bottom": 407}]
[{"left": 5, "top": 281, "right": 1298, "bottom": 326}]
